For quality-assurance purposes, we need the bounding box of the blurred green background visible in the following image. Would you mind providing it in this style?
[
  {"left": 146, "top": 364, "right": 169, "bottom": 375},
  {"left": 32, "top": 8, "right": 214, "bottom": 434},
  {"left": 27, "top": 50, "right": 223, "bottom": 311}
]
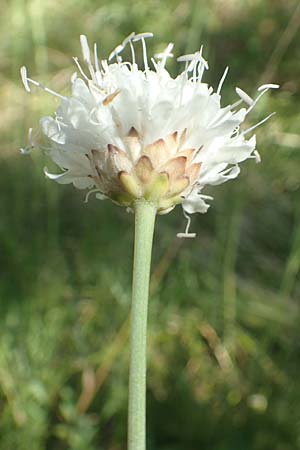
[{"left": 1, "top": 0, "right": 300, "bottom": 449}]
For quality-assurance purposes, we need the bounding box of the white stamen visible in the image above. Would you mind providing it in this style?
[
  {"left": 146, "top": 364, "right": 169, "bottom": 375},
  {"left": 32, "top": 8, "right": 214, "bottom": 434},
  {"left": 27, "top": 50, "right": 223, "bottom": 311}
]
[
  {"left": 28, "top": 127, "right": 34, "bottom": 146},
  {"left": 177, "top": 53, "right": 199, "bottom": 62},
  {"left": 141, "top": 37, "right": 149, "bottom": 71},
  {"left": 198, "top": 46, "right": 209, "bottom": 70},
  {"left": 253, "top": 150, "right": 261, "bottom": 163},
  {"left": 132, "top": 32, "right": 153, "bottom": 42},
  {"left": 80, "top": 35, "right": 91, "bottom": 63},
  {"left": 258, "top": 83, "right": 280, "bottom": 91},
  {"left": 20, "top": 66, "right": 31, "bottom": 92},
  {"left": 94, "top": 43, "right": 100, "bottom": 72},
  {"left": 192, "top": 58, "right": 198, "bottom": 82},
  {"left": 95, "top": 193, "right": 107, "bottom": 200},
  {"left": 240, "top": 112, "right": 276, "bottom": 137},
  {"left": 235, "top": 87, "right": 254, "bottom": 106},
  {"left": 177, "top": 233, "right": 196, "bottom": 239},
  {"left": 122, "top": 32, "right": 136, "bottom": 48},
  {"left": 217, "top": 66, "right": 229, "bottom": 95},
  {"left": 101, "top": 59, "right": 109, "bottom": 73},
  {"left": 246, "top": 88, "right": 268, "bottom": 114},
  {"left": 20, "top": 127, "right": 35, "bottom": 154},
  {"left": 179, "top": 50, "right": 208, "bottom": 67},
  {"left": 129, "top": 40, "right": 136, "bottom": 65},
  {"left": 109, "top": 44, "right": 124, "bottom": 61},
  {"left": 73, "top": 57, "right": 90, "bottom": 81},
  {"left": 25, "top": 76, "right": 67, "bottom": 100},
  {"left": 151, "top": 57, "right": 159, "bottom": 72},
  {"left": 155, "top": 42, "right": 174, "bottom": 67},
  {"left": 55, "top": 116, "right": 62, "bottom": 131},
  {"left": 177, "top": 211, "right": 196, "bottom": 239},
  {"left": 230, "top": 99, "right": 243, "bottom": 110},
  {"left": 199, "top": 194, "right": 214, "bottom": 200},
  {"left": 84, "top": 188, "right": 102, "bottom": 203},
  {"left": 79, "top": 36, "right": 96, "bottom": 81},
  {"left": 197, "top": 60, "right": 206, "bottom": 82}
]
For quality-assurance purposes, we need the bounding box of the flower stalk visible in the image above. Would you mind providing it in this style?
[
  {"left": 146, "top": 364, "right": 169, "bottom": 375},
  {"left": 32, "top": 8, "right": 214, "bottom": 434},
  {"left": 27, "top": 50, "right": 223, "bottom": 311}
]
[{"left": 128, "top": 199, "right": 156, "bottom": 450}]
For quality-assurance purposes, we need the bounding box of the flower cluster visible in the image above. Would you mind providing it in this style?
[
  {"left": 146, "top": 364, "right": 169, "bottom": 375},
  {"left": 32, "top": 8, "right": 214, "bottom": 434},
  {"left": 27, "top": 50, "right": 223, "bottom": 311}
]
[{"left": 21, "top": 32, "right": 278, "bottom": 236}]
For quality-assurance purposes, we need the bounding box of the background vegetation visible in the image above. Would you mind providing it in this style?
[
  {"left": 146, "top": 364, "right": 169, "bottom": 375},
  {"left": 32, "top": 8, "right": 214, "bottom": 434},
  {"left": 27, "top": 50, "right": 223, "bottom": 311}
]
[{"left": 1, "top": 0, "right": 300, "bottom": 449}]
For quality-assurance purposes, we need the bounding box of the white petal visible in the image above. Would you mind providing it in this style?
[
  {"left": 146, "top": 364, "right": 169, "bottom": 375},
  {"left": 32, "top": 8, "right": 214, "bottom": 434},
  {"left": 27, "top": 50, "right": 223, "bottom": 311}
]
[
  {"left": 40, "top": 117, "right": 66, "bottom": 144},
  {"left": 183, "top": 190, "right": 211, "bottom": 214}
]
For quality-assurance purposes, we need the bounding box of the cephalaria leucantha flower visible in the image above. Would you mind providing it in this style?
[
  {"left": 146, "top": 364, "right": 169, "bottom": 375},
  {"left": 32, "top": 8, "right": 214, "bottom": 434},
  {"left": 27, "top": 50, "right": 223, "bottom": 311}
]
[{"left": 21, "top": 33, "right": 278, "bottom": 236}]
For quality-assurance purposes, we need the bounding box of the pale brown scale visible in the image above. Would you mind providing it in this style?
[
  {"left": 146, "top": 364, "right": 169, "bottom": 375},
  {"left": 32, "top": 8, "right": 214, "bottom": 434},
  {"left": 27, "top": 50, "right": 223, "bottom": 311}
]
[
  {"left": 144, "top": 138, "right": 170, "bottom": 167},
  {"left": 176, "top": 148, "right": 196, "bottom": 165},
  {"left": 159, "top": 156, "right": 187, "bottom": 179},
  {"left": 186, "top": 163, "right": 202, "bottom": 184},
  {"left": 135, "top": 155, "right": 154, "bottom": 183},
  {"left": 167, "top": 176, "right": 190, "bottom": 197},
  {"left": 164, "top": 131, "right": 179, "bottom": 154}
]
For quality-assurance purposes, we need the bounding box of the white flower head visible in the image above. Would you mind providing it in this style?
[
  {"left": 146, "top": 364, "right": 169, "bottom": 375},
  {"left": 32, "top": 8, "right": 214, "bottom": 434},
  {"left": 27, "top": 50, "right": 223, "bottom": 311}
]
[{"left": 21, "top": 33, "right": 278, "bottom": 236}]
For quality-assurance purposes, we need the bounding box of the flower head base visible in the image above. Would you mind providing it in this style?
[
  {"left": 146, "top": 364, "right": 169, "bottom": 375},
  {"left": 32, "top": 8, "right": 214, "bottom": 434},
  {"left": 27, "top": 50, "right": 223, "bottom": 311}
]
[
  {"left": 21, "top": 33, "right": 278, "bottom": 234},
  {"left": 86, "top": 127, "right": 202, "bottom": 215}
]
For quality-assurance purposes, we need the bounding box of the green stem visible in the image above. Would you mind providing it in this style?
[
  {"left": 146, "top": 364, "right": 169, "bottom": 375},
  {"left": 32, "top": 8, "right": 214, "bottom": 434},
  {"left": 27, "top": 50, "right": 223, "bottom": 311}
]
[{"left": 128, "top": 199, "right": 156, "bottom": 450}]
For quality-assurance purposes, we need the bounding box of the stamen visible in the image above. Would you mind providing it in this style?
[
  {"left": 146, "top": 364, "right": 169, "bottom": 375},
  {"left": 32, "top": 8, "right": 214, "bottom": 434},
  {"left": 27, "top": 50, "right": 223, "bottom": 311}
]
[
  {"left": 55, "top": 117, "right": 62, "bottom": 132},
  {"left": 197, "top": 60, "right": 206, "bottom": 83},
  {"left": 178, "top": 50, "right": 208, "bottom": 82},
  {"left": 177, "top": 53, "right": 198, "bottom": 62},
  {"left": 101, "top": 59, "right": 109, "bottom": 73},
  {"left": 129, "top": 40, "right": 136, "bottom": 65},
  {"left": 151, "top": 57, "right": 159, "bottom": 72},
  {"left": 253, "top": 150, "right": 261, "bottom": 163},
  {"left": 239, "top": 112, "right": 276, "bottom": 137},
  {"left": 230, "top": 99, "right": 243, "bottom": 110},
  {"left": 217, "top": 66, "right": 229, "bottom": 95},
  {"left": 199, "top": 194, "right": 214, "bottom": 201},
  {"left": 132, "top": 32, "right": 154, "bottom": 41},
  {"left": 80, "top": 35, "right": 91, "bottom": 63},
  {"left": 178, "top": 51, "right": 208, "bottom": 65},
  {"left": 20, "top": 127, "right": 35, "bottom": 154},
  {"left": 235, "top": 87, "right": 254, "bottom": 106},
  {"left": 25, "top": 75, "right": 67, "bottom": 100},
  {"left": 109, "top": 33, "right": 138, "bottom": 63},
  {"left": 177, "top": 210, "right": 196, "bottom": 239},
  {"left": 141, "top": 37, "right": 149, "bottom": 71},
  {"left": 155, "top": 42, "right": 174, "bottom": 68},
  {"left": 20, "top": 66, "right": 31, "bottom": 92},
  {"left": 73, "top": 57, "right": 90, "bottom": 81},
  {"left": 108, "top": 44, "right": 124, "bottom": 62},
  {"left": 94, "top": 43, "right": 100, "bottom": 72},
  {"left": 246, "top": 88, "right": 268, "bottom": 114},
  {"left": 79, "top": 35, "right": 96, "bottom": 81},
  {"left": 84, "top": 188, "right": 102, "bottom": 203},
  {"left": 192, "top": 58, "right": 198, "bottom": 82},
  {"left": 28, "top": 127, "right": 34, "bottom": 146},
  {"left": 122, "top": 32, "right": 136, "bottom": 48},
  {"left": 258, "top": 83, "right": 280, "bottom": 91}
]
